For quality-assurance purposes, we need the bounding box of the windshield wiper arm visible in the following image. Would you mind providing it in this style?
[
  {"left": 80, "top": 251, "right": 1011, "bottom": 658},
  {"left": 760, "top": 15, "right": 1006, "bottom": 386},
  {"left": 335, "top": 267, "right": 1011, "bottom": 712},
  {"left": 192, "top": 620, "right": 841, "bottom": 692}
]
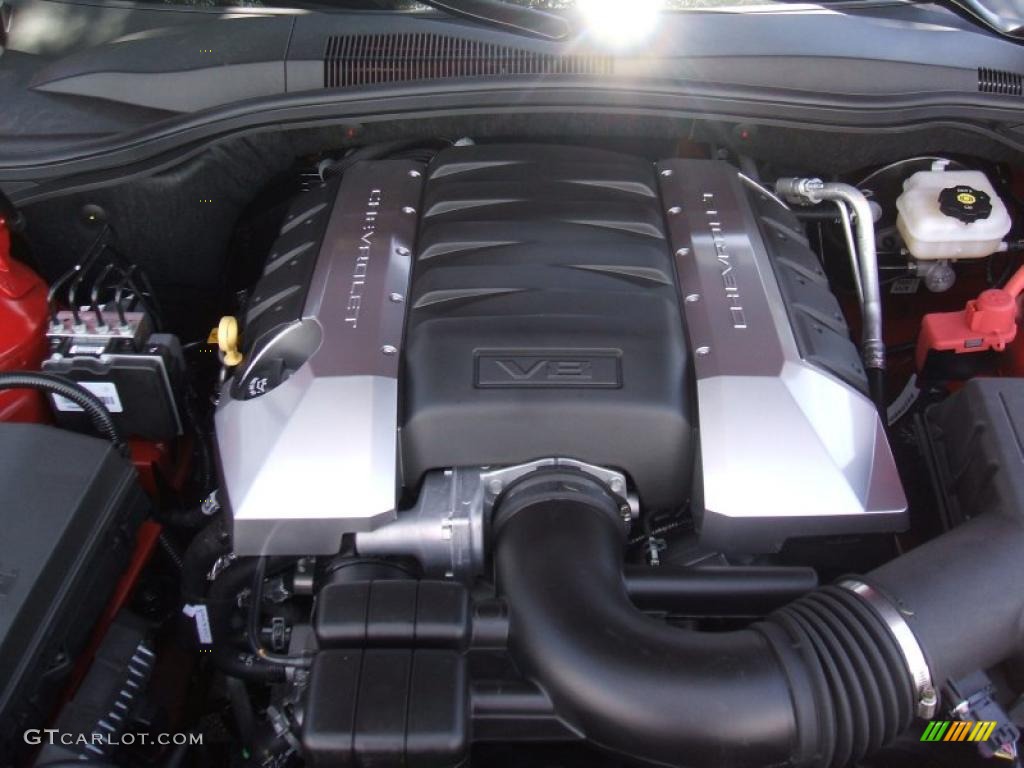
[{"left": 416, "top": 0, "right": 571, "bottom": 41}]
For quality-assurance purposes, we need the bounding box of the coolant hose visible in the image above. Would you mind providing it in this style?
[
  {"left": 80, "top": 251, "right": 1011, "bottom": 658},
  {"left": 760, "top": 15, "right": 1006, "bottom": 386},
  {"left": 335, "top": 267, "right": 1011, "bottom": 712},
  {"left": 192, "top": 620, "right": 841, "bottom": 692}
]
[
  {"left": 493, "top": 471, "right": 1024, "bottom": 768},
  {"left": 205, "top": 557, "right": 297, "bottom": 684},
  {"left": 181, "top": 513, "right": 230, "bottom": 605}
]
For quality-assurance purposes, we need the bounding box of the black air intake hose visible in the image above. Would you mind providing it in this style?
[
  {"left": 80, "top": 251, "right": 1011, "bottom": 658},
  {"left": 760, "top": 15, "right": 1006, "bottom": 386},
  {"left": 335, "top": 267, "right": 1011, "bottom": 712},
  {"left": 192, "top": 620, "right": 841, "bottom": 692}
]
[{"left": 493, "top": 471, "right": 1024, "bottom": 768}]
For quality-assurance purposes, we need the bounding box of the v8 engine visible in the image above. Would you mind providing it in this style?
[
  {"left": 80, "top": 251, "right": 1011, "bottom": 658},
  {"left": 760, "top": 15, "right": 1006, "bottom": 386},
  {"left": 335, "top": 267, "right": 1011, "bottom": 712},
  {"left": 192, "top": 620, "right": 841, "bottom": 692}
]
[
  {"left": 9, "top": 131, "right": 1024, "bottom": 768},
  {"left": 215, "top": 144, "right": 906, "bottom": 562}
]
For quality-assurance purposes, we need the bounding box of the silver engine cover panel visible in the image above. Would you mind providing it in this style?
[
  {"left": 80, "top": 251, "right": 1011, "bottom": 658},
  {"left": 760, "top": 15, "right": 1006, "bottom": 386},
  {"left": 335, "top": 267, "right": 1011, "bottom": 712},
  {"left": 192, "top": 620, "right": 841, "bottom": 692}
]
[
  {"left": 215, "top": 152, "right": 906, "bottom": 559},
  {"left": 215, "top": 160, "right": 423, "bottom": 555},
  {"left": 656, "top": 159, "right": 907, "bottom": 553}
]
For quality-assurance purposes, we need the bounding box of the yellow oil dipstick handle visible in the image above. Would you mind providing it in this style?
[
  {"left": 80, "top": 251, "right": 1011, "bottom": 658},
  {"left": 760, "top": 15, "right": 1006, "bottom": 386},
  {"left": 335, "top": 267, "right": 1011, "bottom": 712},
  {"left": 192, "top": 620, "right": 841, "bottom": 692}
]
[{"left": 217, "top": 315, "right": 243, "bottom": 367}]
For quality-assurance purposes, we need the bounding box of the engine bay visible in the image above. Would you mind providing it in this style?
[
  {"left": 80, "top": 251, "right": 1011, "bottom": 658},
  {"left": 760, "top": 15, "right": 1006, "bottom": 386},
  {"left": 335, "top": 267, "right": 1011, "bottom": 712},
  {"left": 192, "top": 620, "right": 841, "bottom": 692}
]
[{"left": 2, "top": 132, "right": 1024, "bottom": 768}]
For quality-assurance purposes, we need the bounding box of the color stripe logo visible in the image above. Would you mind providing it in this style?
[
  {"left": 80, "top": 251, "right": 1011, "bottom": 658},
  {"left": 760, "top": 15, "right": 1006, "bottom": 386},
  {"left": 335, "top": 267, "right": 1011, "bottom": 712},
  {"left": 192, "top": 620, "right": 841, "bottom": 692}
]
[{"left": 921, "top": 721, "right": 998, "bottom": 742}]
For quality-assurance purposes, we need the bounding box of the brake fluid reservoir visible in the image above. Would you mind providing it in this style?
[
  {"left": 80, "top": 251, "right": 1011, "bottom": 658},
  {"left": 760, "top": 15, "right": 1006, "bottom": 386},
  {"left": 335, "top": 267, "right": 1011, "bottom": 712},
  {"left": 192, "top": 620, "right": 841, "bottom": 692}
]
[{"left": 896, "top": 168, "right": 1011, "bottom": 260}]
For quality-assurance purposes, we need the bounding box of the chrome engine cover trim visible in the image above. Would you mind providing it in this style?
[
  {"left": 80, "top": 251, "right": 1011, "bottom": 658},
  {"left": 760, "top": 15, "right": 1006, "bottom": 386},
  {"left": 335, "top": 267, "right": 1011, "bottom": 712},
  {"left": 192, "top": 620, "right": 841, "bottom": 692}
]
[
  {"left": 215, "top": 160, "right": 423, "bottom": 555},
  {"left": 656, "top": 159, "right": 907, "bottom": 553}
]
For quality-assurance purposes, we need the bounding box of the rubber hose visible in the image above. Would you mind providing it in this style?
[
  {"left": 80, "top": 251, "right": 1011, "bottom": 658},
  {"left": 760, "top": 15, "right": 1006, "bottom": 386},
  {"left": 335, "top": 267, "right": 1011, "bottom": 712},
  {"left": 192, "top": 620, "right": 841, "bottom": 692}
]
[
  {"left": 0, "top": 371, "right": 124, "bottom": 451},
  {"left": 493, "top": 470, "right": 1024, "bottom": 768},
  {"left": 206, "top": 557, "right": 292, "bottom": 684},
  {"left": 159, "top": 532, "right": 184, "bottom": 570},
  {"left": 248, "top": 556, "right": 313, "bottom": 668},
  {"left": 494, "top": 483, "right": 811, "bottom": 768},
  {"left": 159, "top": 505, "right": 213, "bottom": 529},
  {"left": 868, "top": 367, "right": 887, "bottom": 423},
  {"left": 624, "top": 564, "right": 818, "bottom": 615},
  {"left": 865, "top": 511, "right": 1024, "bottom": 686},
  {"left": 213, "top": 648, "right": 287, "bottom": 685},
  {"left": 181, "top": 513, "right": 230, "bottom": 605},
  {"left": 178, "top": 517, "right": 228, "bottom": 654}
]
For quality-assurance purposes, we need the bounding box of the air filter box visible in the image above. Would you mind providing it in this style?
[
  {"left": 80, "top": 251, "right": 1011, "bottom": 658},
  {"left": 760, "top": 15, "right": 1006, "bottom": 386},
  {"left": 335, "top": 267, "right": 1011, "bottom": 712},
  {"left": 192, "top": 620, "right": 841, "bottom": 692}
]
[
  {"left": 0, "top": 423, "right": 147, "bottom": 760},
  {"left": 925, "top": 377, "right": 1024, "bottom": 527}
]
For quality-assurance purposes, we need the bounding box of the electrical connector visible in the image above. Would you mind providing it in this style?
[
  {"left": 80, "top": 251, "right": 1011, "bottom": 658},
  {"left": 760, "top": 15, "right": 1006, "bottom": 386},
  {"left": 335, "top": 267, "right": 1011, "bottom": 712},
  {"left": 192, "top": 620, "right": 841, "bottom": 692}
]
[
  {"left": 916, "top": 263, "right": 1024, "bottom": 371},
  {"left": 945, "top": 671, "right": 1021, "bottom": 761}
]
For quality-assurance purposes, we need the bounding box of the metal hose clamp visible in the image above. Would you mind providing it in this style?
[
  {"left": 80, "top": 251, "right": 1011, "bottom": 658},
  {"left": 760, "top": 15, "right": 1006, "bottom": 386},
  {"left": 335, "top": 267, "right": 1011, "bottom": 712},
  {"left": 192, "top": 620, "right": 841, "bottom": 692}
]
[{"left": 838, "top": 579, "right": 938, "bottom": 719}]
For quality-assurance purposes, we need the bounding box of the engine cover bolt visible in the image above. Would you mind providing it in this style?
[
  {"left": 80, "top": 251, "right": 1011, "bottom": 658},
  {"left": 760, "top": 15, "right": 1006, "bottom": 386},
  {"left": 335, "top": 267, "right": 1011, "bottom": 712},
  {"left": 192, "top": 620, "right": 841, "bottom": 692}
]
[
  {"left": 402, "top": 206, "right": 417, "bottom": 215},
  {"left": 676, "top": 247, "right": 690, "bottom": 257},
  {"left": 668, "top": 206, "right": 683, "bottom": 215},
  {"left": 695, "top": 346, "right": 711, "bottom": 356},
  {"left": 685, "top": 293, "right": 700, "bottom": 303},
  {"left": 381, "top": 345, "right": 397, "bottom": 355},
  {"left": 396, "top": 246, "right": 411, "bottom": 257},
  {"left": 660, "top": 169, "right": 673, "bottom": 177},
  {"left": 487, "top": 479, "right": 503, "bottom": 495},
  {"left": 389, "top": 293, "right": 405, "bottom": 303},
  {"left": 408, "top": 170, "right": 422, "bottom": 178}
]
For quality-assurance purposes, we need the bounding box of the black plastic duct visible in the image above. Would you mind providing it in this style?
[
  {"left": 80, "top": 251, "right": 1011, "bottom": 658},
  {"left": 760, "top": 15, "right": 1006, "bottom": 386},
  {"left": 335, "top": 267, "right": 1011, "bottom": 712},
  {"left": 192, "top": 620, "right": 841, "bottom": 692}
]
[{"left": 493, "top": 471, "right": 1024, "bottom": 768}]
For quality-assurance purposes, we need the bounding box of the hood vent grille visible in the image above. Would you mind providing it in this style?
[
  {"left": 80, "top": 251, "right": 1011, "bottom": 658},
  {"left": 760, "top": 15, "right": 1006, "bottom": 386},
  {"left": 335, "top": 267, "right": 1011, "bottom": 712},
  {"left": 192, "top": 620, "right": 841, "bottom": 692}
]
[
  {"left": 978, "top": 67, "right": 1023, "bottom": 96},
  {"left": 324, "top": 33, "right": 613, "bottom": 88}
]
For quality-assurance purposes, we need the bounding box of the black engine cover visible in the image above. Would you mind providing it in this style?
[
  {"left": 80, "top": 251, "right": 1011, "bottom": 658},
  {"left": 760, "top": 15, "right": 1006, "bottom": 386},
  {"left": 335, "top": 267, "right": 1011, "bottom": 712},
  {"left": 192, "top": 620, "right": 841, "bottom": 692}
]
[{"left": 401, "top": 145, "right": 692, "bottom": 508}]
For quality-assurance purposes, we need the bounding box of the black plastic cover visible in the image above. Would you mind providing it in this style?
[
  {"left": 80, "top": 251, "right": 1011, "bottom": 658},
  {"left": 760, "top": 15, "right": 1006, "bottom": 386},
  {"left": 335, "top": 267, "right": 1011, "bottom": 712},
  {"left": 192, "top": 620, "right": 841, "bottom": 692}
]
[
  {"left": 749, "top": 189, "right": 868, "bottom": 393},
  {"left": 303, "top": 648, "right": 469, "bottom": 768},
  {"left": 234, "top": 179, "right": 337, "bottom": 400},
  {"left": 868, "top": 378, "right": 1024, "bottom": 684},
  {"left": 35, "top": 616, "right": 154, "bottom": 765},
  {"left": 401, "top": 145, "right": 693, "bottom": 508},
  {"left": 925, "top": 377, "right": 1024, "bottom": 526},
  {"left": 0, "top": 424, "right": 147, "bottom": 760},
  {"left": 315, "top": 580, "right": 471, "bottom": 649}
]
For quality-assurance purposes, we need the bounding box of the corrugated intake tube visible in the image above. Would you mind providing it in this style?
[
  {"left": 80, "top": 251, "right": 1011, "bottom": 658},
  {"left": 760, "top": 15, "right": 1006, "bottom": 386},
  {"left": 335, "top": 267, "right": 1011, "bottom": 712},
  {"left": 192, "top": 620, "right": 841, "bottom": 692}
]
[{"left": 493, "top": 471, "right": 1024, "bottom": 768}]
